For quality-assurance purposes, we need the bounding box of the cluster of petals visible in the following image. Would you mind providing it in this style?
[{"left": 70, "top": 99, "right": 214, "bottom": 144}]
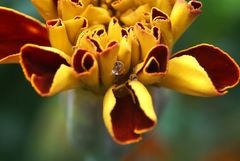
[{"left": 0, "top": 0, "right": 239, "bottom": 144}]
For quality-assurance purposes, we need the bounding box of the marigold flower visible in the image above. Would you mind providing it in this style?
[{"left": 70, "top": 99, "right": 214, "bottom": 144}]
[{"left": 0, "top": 0, "right": 239, "bottom": 144}]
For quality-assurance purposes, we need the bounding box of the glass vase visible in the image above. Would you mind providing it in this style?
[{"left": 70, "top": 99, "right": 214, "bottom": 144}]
[{"left": 61, "top": 86, "right": 167, "bottom": 161}]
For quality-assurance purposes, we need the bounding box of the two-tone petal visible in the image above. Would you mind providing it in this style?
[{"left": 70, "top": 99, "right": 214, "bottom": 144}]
[
  {"left": 72, "top": 49, "right": 99, "bottom": 91},
  {"left": 47, "top": 19, "right": 73, "bottom": 56},
  {"left": 0, "top": 7, "right": 50, "bottom": 64},
  {"left": 170, "top": 0, "right": 202, "bottom": 43},
  {"left": 134, "top": 23, "right": 160, "bottom": 60},
  {"left": 150, "top": 7, "right": 173, "bottom": 48},
  {"left": 159, "top": 44, "right": 240, "bottom": 96},
  {"left": 20, "top": 44, "right": 80, "bottom": 96},
  {"left": 103, "top": 81, "right": 157, "bottom": 144},
  {"left": 64, "top": 16, "right": 88, "bottom": 45},
  {"left": 134, "top": 44, "right": 170, "bottom": 84}
]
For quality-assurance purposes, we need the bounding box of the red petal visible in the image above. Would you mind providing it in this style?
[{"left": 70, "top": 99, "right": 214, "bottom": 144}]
[
  {"left": 111, "top": 85, "right": 154, "bottom": 143},
  {"left": 139, "top": 44, "right": 169, "bottom": 74},
  {"left": 20, "top": 45, "right": 69, "bottom": 95},
  {"left": 172, "top": 44, "right": 240, "bottom": 92},
  {"left": 0, "top": 7, "right": 50, "bottom": 62},
  {"left": 72, "top": 49, "right": 94, "bottom": 73}
]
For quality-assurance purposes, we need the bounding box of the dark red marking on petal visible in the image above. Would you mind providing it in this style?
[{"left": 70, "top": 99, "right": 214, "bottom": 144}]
[
  {"left": 172, "top": 44, "right": 240, "bottom": 91},
  {"left": 96, "top": 29, "right": 104, "bottom": 36},
  {"left": 107, "top": 41, "right": 118, "bottom": 48},
  {"left": 82, "top": 18, "right": 87, "bottom": 27},
  {"left": 87, "top": 37, "right": 102, "bottom": 52},
  {"left": 53, "top": 0, "right": 58, "bottom": 7},
  {"left": 136, "top": 23, "right": 145, "bottom": 30},
  {"left": 32, "top": 74, "right": 54, "bottom": 94},
  {"left": 0, "top": 7, "right": 50, "bottom": 61},
  {"left": 188, "top": 0, "right": 202, "bottom": 14},
  {"left": 152, "top": 27, "right": 160, "bottom": 40},
  {"left": 190, "top": 1, "right": 202, "bottom": 10},
  {"left": 21, "top": 45, "right": 69, "bottom": 94},
  {"left": 121, "top": 29, "right": 128, "bottom": 38},
  {"left": 111, "top": 84, "right": 154, "bottom": 143},
  {"left": 151, "top": 7, "right": 168, "bottom": 20},
  {"left": 73, "top": 49, "right": 94, "bottom": 73},
  {"left": 71, "top": 0, "right": 83, "bottom": 6},
  {"left": 47, "top": 19, "right": 62, "bottom": 26},
  {"left": 146, "top": 58, "right": 160, "bottom": 73},
  {"left": 138, "top": 44, "right": 169, "bottom": 74}
]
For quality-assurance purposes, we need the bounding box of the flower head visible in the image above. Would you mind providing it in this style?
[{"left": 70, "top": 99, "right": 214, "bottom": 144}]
[{"left": 0, "top": 0, "right": 239, "bottom": 144}]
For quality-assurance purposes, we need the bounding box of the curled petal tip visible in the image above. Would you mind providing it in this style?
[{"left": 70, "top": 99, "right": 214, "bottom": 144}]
[
  {"left": 72, "top": 49, "right": 99, "bottom": 89},
  {"left": 0, "top": 7, "right": 50, "bottom": 64},
  {"left": 135, "top": 44, "right": 170, "bottom": 85},
  {"left": 20, "top": 44, "right": 79, "bottom": 96},
  {"left": 160, "top": 44, "right": 240, "bottom": 97},
  {"left": 103, "top": 81, "right": 157, "bottom": 144}
]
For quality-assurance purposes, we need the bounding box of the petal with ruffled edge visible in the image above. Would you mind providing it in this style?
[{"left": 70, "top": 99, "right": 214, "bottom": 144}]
[
  {"left": 64, "top": 16, "right": 88, "bottom": 45},
  {"left": 159, "top": 44, "right": 240, "bottom": 96},
  {"left": 134, "top": 44, "right": 170, "bottom": 85},
  {"left": 0, "top": 7, "right": 50, "bottom": 64},
  {"left": 150, "top": 7, "right": 173, "bottom": 48},
  {"left": 47, "top": 19, "right": 73, "bottom": 56},
  {"left": 170, "top": 0, "right": 202, "bottom": 43},
  {"left": 72, "top": 49, "right": 99, "bottom": 91},
  {"left": 134, "top": 23, "right": 160, "bottom": 60},
  {"left": 20, "top": 44, "right": 80, "bottom": 96},
  {"left": 108, "top": 18, "right": 122, "bottom": 42},
  {"left": 103, "top": 81, "right": 157, "bottom": 144}
]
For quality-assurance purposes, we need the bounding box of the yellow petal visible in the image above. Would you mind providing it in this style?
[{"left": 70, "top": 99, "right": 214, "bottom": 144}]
[
  {"left": 134, "top": 23, "right": 159, "bottom": 60},
  {"left": 160, "top": 55, "right": 221, "bottom": 96},
  {"left": 64, "top": 16, "right": 88, "bottom": 45},
  {"left": 31, "top": 0, "right": 58, "bottom": 20},
  {"left": 153, "top": 0, "right": 176, "bottom": 15},
  {"left": 72, "top": 49, "right": 99, "bottom": 91},
  {"left": 76, "top": 29, "right": 97, "bottom": 52},
  {"left": 92, "top": 28, "right": 109, "bottom": 49},
  {"left": 118, "top": 37, "right": 132, "bottom": 75},
  {"left": 47, "top": 19, "right": 73, "bottom": 56},
  {"left": 120, "top": 4, "right": 151, "bottom": 26},
  {"left": 134, "top": 44, "right": 169, "bottom": 84},
  {"left": 108, "top": 17, "right": 122, "bottom": 42},
  {"left": 151, "top": 7, "right": 173, "bottom": 48},
  {"left": 134, "top": 0, "right": 155, "bottom": 6},
  {"left": 20, "top": 44, "right": 79, "bottom": 96},
  {"left": 128, "top": 28, "right": 140, "bottom": 67},
  {"left": 98, "top": 41, "right": 119, "bottom": 88},
  {"left": 58, "top": 0, "right": 85, "bottom": 20},
  {"left": 170, "top": 0, "right": 202, "bottom": 42},
  {"left": 81, "top": 5, "right": 111, "bottom": 25},
  {"left": 159, "top": 44, "right": 240, "bottom": 96},
  {"left": 103, "top": 81, "right": 157, "bottom": 145},
  {"left": 44, "top": 64, "right": 80, "bottom": 96},
  {"left": 111, "top": 0, "right": 136, "bottom": 13}
]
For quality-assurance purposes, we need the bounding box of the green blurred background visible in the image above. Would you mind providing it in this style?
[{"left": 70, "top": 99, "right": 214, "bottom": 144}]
[{"left": 0, "top": 0, "right": 239, "bottom": 161}]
